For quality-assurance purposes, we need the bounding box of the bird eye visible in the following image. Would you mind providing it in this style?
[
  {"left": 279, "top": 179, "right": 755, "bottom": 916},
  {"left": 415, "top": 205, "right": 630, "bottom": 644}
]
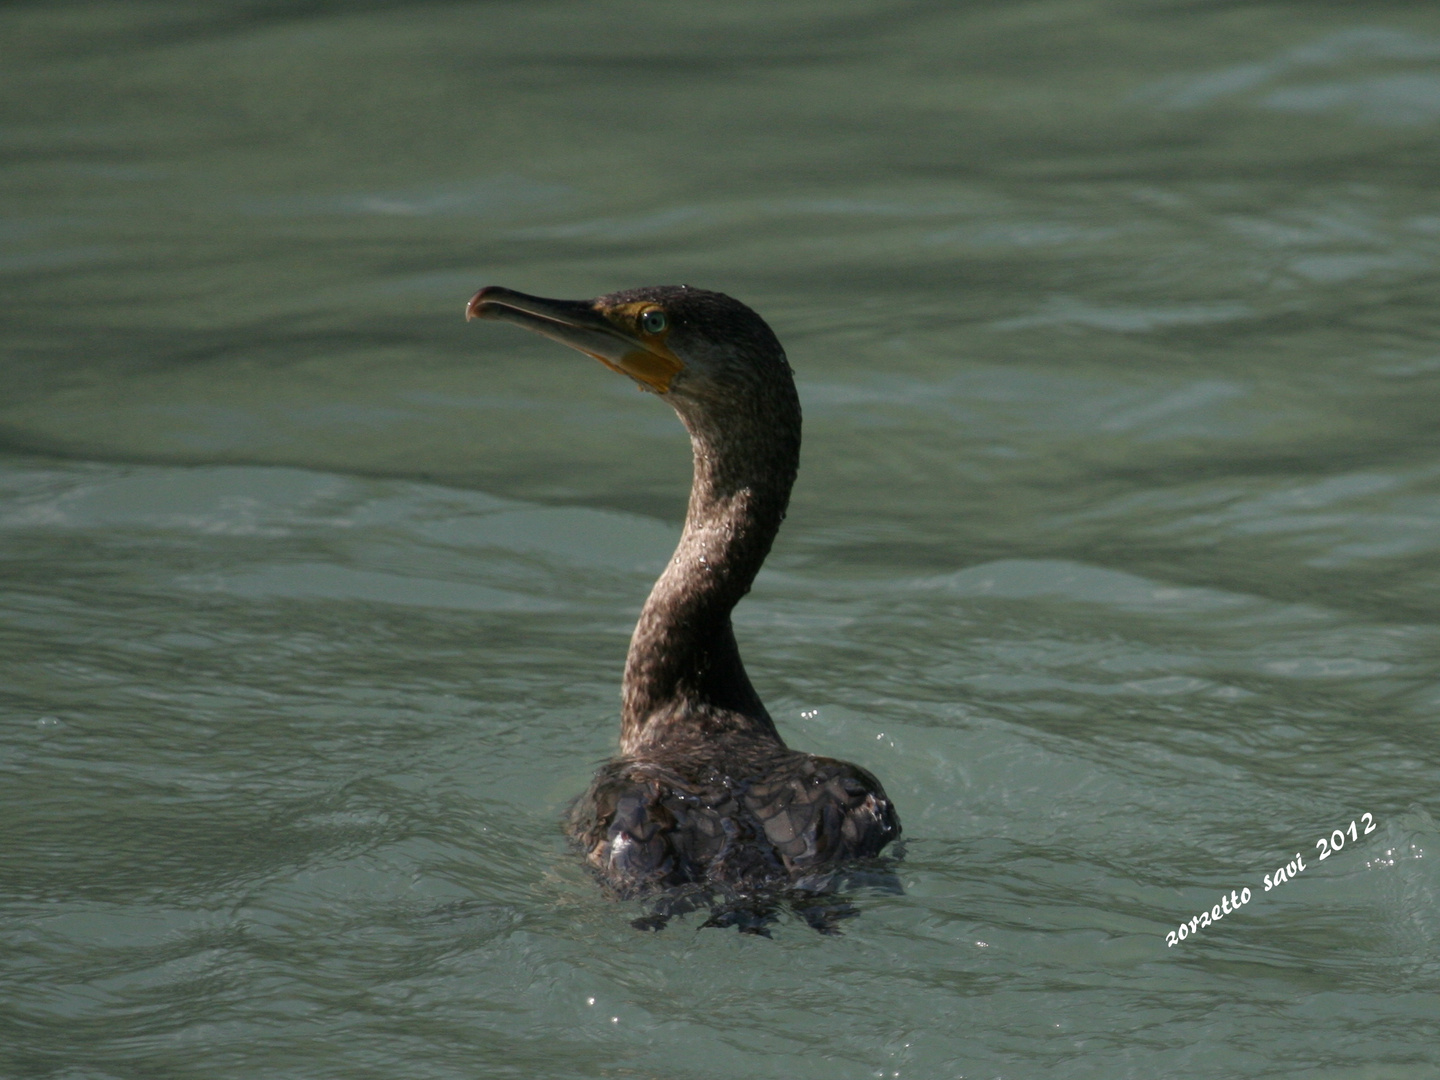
[{"left": 640, "top": 309, "right": 668, "bottom": 334}]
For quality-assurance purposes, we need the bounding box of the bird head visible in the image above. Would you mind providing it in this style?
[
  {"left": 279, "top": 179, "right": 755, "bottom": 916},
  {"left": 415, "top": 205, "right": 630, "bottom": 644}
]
[{"left": 465, "top": 284, "right": 791, "bottom": 405}]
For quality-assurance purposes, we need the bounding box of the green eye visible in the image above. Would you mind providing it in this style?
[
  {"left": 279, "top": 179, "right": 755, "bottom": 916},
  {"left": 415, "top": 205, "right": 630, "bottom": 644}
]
[{"left": 640, "top": 309, "right": 668, "bottom": 334}]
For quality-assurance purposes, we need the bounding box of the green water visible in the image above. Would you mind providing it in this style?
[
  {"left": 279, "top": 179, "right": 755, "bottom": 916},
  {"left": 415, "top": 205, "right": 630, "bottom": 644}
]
[{"left": 3, "top": 2, "right": 1439, "bottom": 1076}]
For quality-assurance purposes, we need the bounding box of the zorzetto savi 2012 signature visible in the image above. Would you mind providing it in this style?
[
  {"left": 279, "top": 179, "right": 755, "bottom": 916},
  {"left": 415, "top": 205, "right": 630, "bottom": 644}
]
[{"left": 1165, "top": 813, "right": 1378, "bottom": 948}]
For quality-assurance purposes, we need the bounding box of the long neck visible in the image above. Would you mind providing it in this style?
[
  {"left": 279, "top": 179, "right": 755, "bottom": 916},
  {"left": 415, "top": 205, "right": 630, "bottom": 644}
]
[{"left": 620, "top": 387, "right": 800, "bottom": 757}]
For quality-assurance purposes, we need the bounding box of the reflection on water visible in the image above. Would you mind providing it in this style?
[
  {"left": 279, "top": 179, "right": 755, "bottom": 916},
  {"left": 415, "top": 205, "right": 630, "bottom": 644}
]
[{"left": 3, "top": 2, "right": 1440, "bottom": 1077}]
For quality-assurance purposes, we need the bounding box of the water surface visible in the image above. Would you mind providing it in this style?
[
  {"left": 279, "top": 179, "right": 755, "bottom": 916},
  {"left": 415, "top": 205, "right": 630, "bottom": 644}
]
[{"left": 3, "top": 2, "right": 1440, "bottom": 1077}]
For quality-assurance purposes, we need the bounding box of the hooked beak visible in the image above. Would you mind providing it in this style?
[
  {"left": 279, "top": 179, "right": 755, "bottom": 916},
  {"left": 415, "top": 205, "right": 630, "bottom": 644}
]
[{"left": 466, "top": 286, "right": 683, "bottom": 394}]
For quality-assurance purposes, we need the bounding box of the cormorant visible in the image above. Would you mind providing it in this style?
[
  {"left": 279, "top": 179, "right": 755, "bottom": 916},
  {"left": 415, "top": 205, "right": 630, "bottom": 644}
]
[{"left": 467, "top": 285, "right": 901, "bottom": 933}]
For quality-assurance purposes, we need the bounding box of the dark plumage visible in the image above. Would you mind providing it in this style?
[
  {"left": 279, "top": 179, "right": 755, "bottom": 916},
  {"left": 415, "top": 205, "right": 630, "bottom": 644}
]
[{"left": 467, "top": 285, "right": 901, "bottom": 933}]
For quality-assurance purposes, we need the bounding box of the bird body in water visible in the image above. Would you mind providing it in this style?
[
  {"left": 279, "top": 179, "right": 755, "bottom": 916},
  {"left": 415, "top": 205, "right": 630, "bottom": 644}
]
[{"left": 466, "top": 284, "right": 901, "bottom": 931}]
